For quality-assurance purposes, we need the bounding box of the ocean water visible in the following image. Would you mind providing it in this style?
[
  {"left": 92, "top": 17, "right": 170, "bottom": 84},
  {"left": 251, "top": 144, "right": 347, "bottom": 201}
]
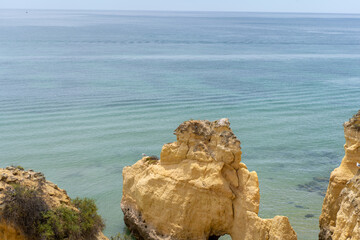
[{"left": 1, "top": 9, "right": 360, "bottom": 240}]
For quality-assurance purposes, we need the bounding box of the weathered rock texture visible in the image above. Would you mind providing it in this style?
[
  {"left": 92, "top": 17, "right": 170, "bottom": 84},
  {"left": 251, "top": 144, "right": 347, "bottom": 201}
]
[
  {"left": 121, "top": 119, "right": 297, "bottom": 240},
  {"left": 319, "top": 110, "right": 360, "bottom": 240},
  {"left": 0, "top": 166, "right": 108, "bottom": 240}
]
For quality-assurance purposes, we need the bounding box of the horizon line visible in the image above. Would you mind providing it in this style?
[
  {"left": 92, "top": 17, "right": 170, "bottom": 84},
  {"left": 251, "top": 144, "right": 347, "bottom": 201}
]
[{"left": 1, "top": 8, "right": 360, "bottom": 15}]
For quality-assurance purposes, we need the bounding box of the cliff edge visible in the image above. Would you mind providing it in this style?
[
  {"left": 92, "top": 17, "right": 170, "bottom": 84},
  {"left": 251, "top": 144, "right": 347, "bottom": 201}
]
[
  {"left": 319, "top": 110, "right": 360, "bottom": 240},
  {"left": 0, "top": 166, "right": 108, "bottom": 240},
  {"left": 121, "top": 119, "right": 297, "bottom": 240}
]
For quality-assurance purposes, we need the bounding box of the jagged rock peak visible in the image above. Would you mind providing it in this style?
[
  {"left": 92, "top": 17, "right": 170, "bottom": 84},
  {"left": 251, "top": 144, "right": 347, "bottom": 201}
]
[
  {"left": 160, "top": 118, "right": 241, "bottom": 170},
  {"left": 174, "top": 118, "right": 239, "bottom": 146},
  {"left": 344, "top": 110, "right": 360, "bottom": 130}
]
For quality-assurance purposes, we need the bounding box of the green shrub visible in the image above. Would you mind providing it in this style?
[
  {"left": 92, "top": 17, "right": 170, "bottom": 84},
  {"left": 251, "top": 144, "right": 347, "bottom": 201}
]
[
  {"left": 10, "top": 165, "right": 25, "bottom": 170},
  {"left": 144, "top": 155, "right": 159, "bottom": 164},
  {"left": 39, "top": 206, "right": 81, "bottom": 240},
  {"left": 73, "top": 197, "right": 105, "bottom": 239},
  {"left": 2, "top": 184, "right": 49, "bottom": 240},
  {"left": 2, "top": 184, "right": 105, "bottom": 240}
]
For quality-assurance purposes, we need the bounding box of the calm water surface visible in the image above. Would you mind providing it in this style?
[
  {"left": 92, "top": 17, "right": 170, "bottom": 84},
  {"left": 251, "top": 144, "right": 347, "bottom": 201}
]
[{"left": 1, "top": 10, "right": 360, "bottom": 240}]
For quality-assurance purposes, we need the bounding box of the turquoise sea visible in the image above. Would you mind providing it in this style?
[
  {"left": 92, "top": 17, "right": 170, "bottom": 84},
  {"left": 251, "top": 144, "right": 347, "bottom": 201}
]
[{"left": 1, "top": 10, "right": 360, "bottom": 239}]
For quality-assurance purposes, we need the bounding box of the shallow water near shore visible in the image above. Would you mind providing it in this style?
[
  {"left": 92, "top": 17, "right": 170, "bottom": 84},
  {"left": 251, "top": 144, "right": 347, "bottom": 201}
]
[{"left": 1, "top": 10, "right": 360, "bottom": 240}]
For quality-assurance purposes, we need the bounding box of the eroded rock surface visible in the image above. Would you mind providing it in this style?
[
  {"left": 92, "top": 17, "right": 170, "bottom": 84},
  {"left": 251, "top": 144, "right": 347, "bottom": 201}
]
[
  {"left": 0, "top": 166, "right": 108, "bottom": 240},
  {"left": 319, "top": 110, "right": 360, "bottom": 240},
  {"left": 121, "top": 119, "right": 297, "bottom": 240}
]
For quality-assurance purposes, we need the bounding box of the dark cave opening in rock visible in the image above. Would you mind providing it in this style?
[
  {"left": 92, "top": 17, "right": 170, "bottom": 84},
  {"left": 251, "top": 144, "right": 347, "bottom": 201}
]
[{"left": 209, "top": 235, "right": 220, "bottom": 240}]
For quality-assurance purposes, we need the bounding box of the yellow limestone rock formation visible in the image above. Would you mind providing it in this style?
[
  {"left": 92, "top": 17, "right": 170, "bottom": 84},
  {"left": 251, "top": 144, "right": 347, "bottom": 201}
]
[
  {"left": 121, "top": 119, "right": 297, "bottom": 240},
  {"left": 319, "top": 110, "right": 360, "bottom": 240},
  {"left": 0, "top": 166, "right": 108, "bottom": 240}
]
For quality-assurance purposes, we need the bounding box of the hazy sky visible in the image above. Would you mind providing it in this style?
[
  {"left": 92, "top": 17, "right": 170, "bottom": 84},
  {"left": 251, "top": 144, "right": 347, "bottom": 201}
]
[{"left": 1, "top": 0, "right": 360, "bottom": 13}]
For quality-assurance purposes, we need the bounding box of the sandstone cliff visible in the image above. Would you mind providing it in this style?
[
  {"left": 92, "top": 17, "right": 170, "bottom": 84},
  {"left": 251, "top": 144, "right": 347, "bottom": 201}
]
[
  {"left": 0, "top": 166, "right": 108, "bottom": 240},
  {"left": 121, "top": 119, "right": 297, "bottom": 240},
  {"left": 319, "top": 110, "right": 360, "bottom": 240}
]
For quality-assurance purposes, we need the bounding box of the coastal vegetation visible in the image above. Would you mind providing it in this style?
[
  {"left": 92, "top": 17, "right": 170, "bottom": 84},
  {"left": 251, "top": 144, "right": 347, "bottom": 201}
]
[
  {"left": 143, "top": 155, "right": 159, "bottom": 164},
  {"left": 2, "top": 184, "right": 104, "bottom": 240},
  {"left": 10, "top": 165, "right": 25, "bottom": 171},
  {"left": 2, "top": 184, "right": 48, "bottom": 239}
]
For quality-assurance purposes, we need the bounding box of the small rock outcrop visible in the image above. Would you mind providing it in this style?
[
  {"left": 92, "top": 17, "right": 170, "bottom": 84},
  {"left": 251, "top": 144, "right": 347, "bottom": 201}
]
[
  {"left": 0, "top": 166, "right": 108, "bottom": 240},
  {"left": 319, "top": 110, "right": 360, "bottom": 240},
  {"left": 121, "top": 119, "right": 297, "bottom": 240}
]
